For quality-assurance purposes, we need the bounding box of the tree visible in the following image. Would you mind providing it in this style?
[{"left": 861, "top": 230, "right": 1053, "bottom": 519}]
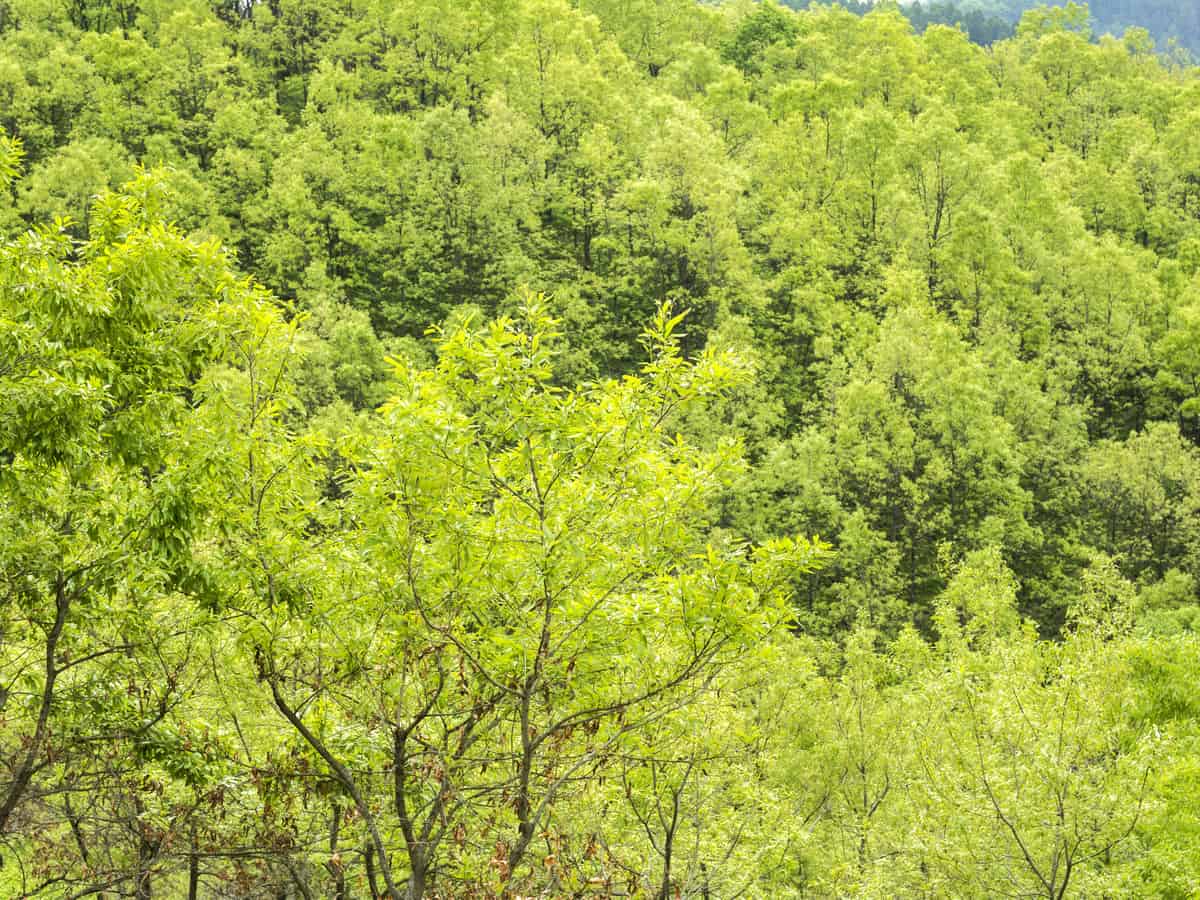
[
  {"left": 0, "top": 166, "right": 275, "bottom": 895},
  {"left": 211, "top": 295, "right": 828, "bottom": 896},
  {"left": 917, "top": 558, "right": 1155, "bottom": 899},
  {"left": 1080, "top": 422, "right": 1200, "bottom": 584}
]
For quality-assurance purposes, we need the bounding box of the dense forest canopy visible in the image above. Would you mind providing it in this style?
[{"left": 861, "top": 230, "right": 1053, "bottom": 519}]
[
  {"left": 916, "top": 0, "right": 1200, "bottom": 51},
  {"left": 2, "top": 0, "right": 1200, "bottom": 897},
  {"left": 784, "top": 0, "right": 1016, "bottom": 46},
  {"left": 783, "top": 0, "right": 1200, "bottom": 52},
  {"left": 1046, "top": 0, "right": 1198, "bottom": 52}
]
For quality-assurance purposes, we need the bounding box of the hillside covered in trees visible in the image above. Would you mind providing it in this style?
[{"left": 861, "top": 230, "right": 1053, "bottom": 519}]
[
  {"left": 1043, "top": 0, "right": 1199, "bottom": 52},
  {"left": 2, "top": 0, "right": 1200, "bottom": 897},
  {"left": 785, "top": 0, "right": 1199, "bottom": 53},
  {"left": 923, "top": 0, "right": 1200, "bottom": 51}
]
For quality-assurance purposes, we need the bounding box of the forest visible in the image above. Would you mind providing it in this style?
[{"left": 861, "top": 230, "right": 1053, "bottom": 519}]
[
  {"left": 918, "top": 0, "right": 1200, "bottom": 52},
  {"left": 1, "top": 0, "right": 1200, "bottom": 896},
  {"left": 1060, "top": 0, "right": 1200, "bottom": 54}
]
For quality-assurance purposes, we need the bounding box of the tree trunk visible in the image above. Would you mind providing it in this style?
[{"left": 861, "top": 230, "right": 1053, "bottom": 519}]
[
  {"left": 0, "top": 579, "right": 69, "bottom": 834},
  {"left": 328, "top": 804, "right": 347, "bottom": 900}
]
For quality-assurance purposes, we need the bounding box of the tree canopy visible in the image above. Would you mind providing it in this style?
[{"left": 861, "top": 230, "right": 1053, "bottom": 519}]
[{"left": 2, "top": 0, "right": 1200, "bottom": 896}]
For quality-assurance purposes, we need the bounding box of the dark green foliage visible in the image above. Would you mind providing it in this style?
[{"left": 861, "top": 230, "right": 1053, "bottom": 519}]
[
  {"left": 783, "top": 0, "right": 1014, "bottom": 46},
  {"left": 1048, "top": 0, "right": 1199, "bottom": 52},
  {"left": 723, "top": 1, "right": 801, "bottom": 72},
  {"left": 906, "top": 0, "right": 1013, "bottom": 43}
]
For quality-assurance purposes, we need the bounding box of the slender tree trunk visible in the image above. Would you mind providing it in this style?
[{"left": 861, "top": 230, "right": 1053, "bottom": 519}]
[
  {"left": 64, "top": 792, "right": 91, "bottom": 869},
  {"left": 0, "top": 578, "right": 69, "bottom": 833},
  {"left": 657, "top": 831, "right": 674, "bottom": 900},
  {"left": 188, "top": 842, "right": 200, "bottom": 900},
  {"left": 134, "top": 794, "right": 159, "bottom": 900},
  {"left": 328, "top": 804, "right": 347, "bottom": 900},
  {"left": 365, "top": 844, "right": 381, "bottom": 900},
  {"left": 266, "top": 672, "right": 405, "bottom": 900},
  {"left": 136, "top": 837, "right": 155, "bottom": 900}
]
